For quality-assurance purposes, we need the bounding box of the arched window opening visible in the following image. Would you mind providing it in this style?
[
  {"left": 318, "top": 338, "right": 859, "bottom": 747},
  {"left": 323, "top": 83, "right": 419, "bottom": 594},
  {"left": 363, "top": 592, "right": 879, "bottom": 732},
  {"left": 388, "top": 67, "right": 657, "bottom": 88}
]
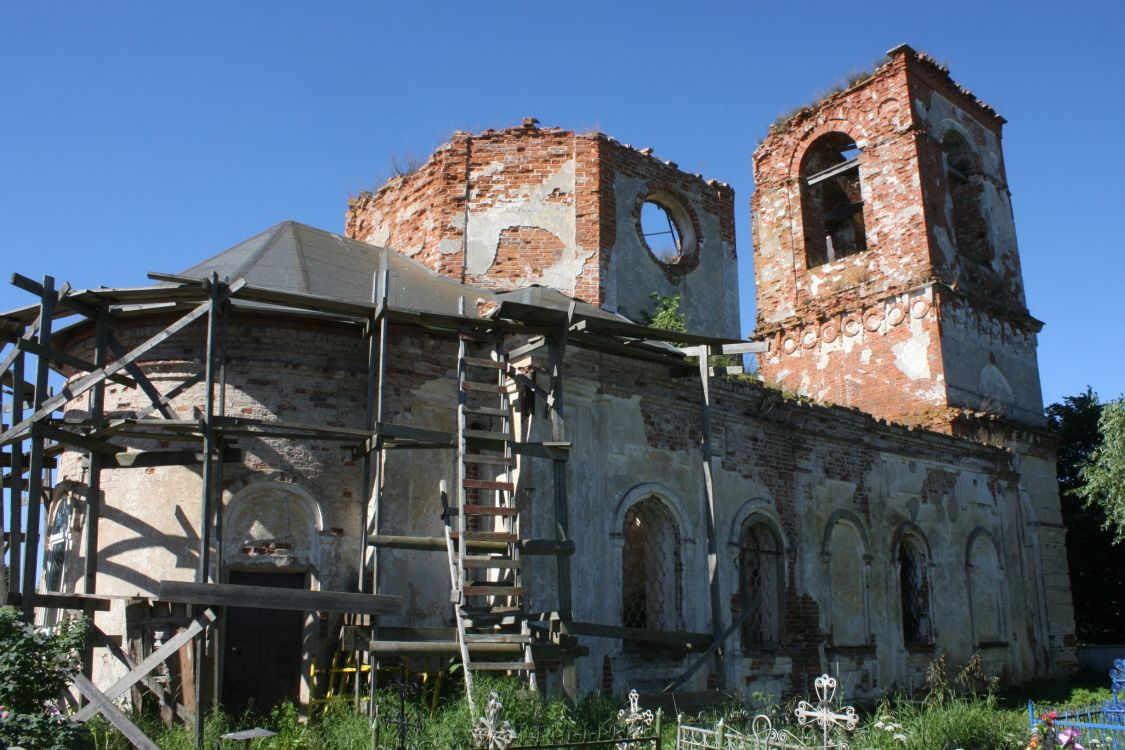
[
  {"left": 737, "top": 520, "right": 783, "bottom": 649},
  {"left": 621, "top": 496, "right": 682, "bottom": 643},
  {"left": 898, "top": 537, "right": 932, "bottom": 646},
  {"left": 801, "top": 133, "right": 868, "bottom": 267},
  {"left": 44, "top": 494, "right": 76, "bottom": 594},
  {"left": 942, "top": 131, "right": 992, "bottom": 265}
]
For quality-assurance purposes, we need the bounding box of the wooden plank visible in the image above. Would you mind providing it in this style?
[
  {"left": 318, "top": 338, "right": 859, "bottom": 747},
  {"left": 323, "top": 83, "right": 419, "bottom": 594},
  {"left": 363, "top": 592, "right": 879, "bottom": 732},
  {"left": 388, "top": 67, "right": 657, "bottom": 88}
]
[
  {"left": 462, "top": 405, "right": 509, "bottom": 418},
  {"left": 22, "top": 276, "right": 54, "bottom": 620},
  {"left": 463, "top": 478, "right": 514, "bottom": 492},
  {"left": 662, "top": 607, "right": 754, "bottom": 693},
  {"left": 369, "top": 534, "right": 572, "bottom": 556},
  {"left": 157, "top": 580, "right": 400, "bottom": 615},
  {"left": 376, "top": 421, "right": 455, "bottom": 446},
  {"left": 463, "top": 504, "right": 518, "bottom": 516},
  {"left": 105, "top": 333, "right": 175, "bottom": 420},
  {"left": 567, "top": 621, "right": 711, "bottom": 647},
  {"left": 74, "top": 608, "right": 216, "bottom": 722},
  {"left": 463, "top": 633, "right": 530, "bottom": 643},
  {"left": 462, "top": 380, "right": 506, "bottom": 393},
  {"left": 568, "top": 316, "right": 744, "bottom": 346},
  {"left": 5, "top": 350, "right": 24, "bottom": 598},
  {"left": 463, "top": 584, "right": 523, "bottom": 597},
  {"left": 461, "top": 531, "right": 518, "bottom": 543},
  {"left": 90, "top": 625, "right": 188, "bottom": 723},
  {"left": 462, "top": 356, "right": 505, "bottom": 369},
  {"left": 0, "top": 293, "right": 237, "bottom": 448},
  {"left": 462, "top": 453, "right": 515, "bottom": 467},
  {"left": 106, "top": 448, "right": 242, "bottom": 469},
  {"left": 369, "top": 640, "right": 522, "bottom": 655},
  {"left": 32, "top": 422, "right": 121, "bottom": 455},
  {"left": 697, "top": 345, "right": 725, "bottom": 688},
  {"left": 72, "top": 674, "right": 160, "bottom": 750},
  {"left": 463, "top": 556, "right": 521, "bottom": 569},
  {"left": 679, "top": 341, "right": 769, "bottom": 357},
  {"left": 213, "top": 415, "right": 369, "bottom": 440},
  {"left": 468, "top": 660, "right": 534, "bottom": 671},
  {"left": 16, "top": 339, "right": 135, "bottom": 387},
  {"left": 30, "top": 591, "right": 112, "bottom": 612}
]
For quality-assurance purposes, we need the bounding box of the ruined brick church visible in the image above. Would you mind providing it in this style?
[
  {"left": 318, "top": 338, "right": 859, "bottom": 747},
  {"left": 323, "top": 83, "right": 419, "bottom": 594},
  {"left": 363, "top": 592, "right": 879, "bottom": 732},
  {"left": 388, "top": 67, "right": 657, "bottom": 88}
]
[{"left": 0, "top": 45, "right": 1074, "bottom": 718}]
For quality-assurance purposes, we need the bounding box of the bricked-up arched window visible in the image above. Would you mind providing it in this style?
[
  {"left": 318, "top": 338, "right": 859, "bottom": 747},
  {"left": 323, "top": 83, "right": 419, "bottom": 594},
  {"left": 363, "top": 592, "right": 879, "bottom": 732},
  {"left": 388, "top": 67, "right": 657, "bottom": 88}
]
[
  {"left": 898, "top": 535, "right": 932, "bottom": 647},
  {"left": 622, "top": 496, "right": 682, "bottom": 640},
  {"left": 737, "top": 519, "right": 783, "bottom": 649},
  {"left": 942, "top": 131, "right": 993, "bottom": 265},
  {"left": 800, "top": 133, "right": 868, "bottom": 267}
]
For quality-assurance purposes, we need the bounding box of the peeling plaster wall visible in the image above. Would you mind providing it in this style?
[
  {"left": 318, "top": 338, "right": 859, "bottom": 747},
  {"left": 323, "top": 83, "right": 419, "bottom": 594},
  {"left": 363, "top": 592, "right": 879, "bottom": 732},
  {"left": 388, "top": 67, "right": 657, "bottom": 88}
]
[{"left": 53, "top": 312, "right": 1070, "bottom": 701}]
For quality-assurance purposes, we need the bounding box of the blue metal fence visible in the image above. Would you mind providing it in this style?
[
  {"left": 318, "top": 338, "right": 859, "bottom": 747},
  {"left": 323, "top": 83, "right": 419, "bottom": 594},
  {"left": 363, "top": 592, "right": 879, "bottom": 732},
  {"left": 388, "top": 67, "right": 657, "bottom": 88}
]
[{"left": 1029, "top": 659, "right": 1125, "bottom": 750}]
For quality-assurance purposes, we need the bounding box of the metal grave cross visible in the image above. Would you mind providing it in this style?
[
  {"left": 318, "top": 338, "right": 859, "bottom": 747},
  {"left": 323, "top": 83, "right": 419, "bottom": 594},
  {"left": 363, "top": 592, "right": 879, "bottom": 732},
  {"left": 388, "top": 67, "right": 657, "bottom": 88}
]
[{"left": 794, "top": 674, "right": 859, "bottom": 750}]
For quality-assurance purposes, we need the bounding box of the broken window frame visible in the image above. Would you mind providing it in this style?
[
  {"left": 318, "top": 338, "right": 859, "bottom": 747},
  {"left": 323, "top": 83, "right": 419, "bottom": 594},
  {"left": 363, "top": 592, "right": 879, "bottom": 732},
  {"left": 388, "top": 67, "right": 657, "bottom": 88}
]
[
  {"left": 638, "top": 193, "right": 698, "bottom": 268},
  {"left": 800, "top": 134, "right": 870, "bottom": 268},
  {"left": 941, "top": 130, "right": 993, "bottom": 265},
  {"left": 737, "top": 518, "right": 784, "bottom": 650},
  {"left": 621, "top": 495, "right": 683, "bottom": 651},
  {"left": 897, "top": 535, "right": 933, "bottom": 648}
]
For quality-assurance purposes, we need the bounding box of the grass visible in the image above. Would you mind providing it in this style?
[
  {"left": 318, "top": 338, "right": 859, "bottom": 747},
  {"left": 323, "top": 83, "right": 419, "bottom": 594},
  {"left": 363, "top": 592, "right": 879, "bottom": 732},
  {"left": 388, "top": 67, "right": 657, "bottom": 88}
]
[{"left": 84, "top": 665, "right": 1118, "bottom": 750}]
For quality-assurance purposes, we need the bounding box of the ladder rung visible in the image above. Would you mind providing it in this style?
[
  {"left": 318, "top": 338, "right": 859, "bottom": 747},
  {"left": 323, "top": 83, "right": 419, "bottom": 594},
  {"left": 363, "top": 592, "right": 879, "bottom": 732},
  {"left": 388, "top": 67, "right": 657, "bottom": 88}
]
[
  {"left": 468, "top": 661, "right": 535, "bottom": 672},
  {"left": 463, "top": 357, "right": 506, "bottom": 370},
  {"left": 462, "top": 556, "right": 521, "bottom": 569},
  {"left": 463, "top": 405, "right": 509, "bottom": 418},
  {"left": 462, "top": 381, "right": 506, "bottom": 393},
  {"left": 462, "top": 454, "right": 515, "bottom": 467},
  {"left": 462, "top": 531, "right": 518, "bottom": 543},
  {"left": 463, "top": 633, "right": 531, "bottom": 643},
  {"left": 463, "top": 584, "right": 524, "bottom": 597},
  {"left": 464, "top": 430, "right": 513, "bottom": 444},
  {"left": 463, "top": 479, "right": 514, "bottom": 492},
  {"left": 463, "top": 504, "right": 518, "bottom": 516}
]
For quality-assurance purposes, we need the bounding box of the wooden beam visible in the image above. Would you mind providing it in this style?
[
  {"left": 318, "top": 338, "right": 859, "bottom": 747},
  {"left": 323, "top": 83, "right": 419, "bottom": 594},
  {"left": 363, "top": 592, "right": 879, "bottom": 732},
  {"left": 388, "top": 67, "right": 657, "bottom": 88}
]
[
  {"left": 698, "top": 345, "right": 725, "bottom": 688},
  {"left": 662, "top": 607, "right": 754, "bottom": 693},
  {"left": 0, "top": 288, "right": 242, "bottom": 448},
  {"left": 90, "top": 625, "right": 188, "bottom": 723},
  {"left": 74, "top": 608, "right": 216, "bottom": 722},
  {"left": 157, "top": 581, "right": 401, "bottom": 615},
  {"left": 374, "top": 421, "right": 455, "bottom": 448},
  {"left": 369, "top": 534, "right": 574, "bottom": 555},
  {"left": 678, "top": 341, "right": 769, "bottom": 358},
  {"left": 107, "top": 448, "right": 242, "bottom": 469},
  {"left": 16, "top": 339, "right": 135, "bottom": 387},
  {"left": 31, "top": 422, "right": 121, "bottom": 455},
  {"left": 29, "top": 591, "right": 112, "bottom": 612},
  {"left": 71, "top": 674, "right": 161, "bottom": 750},
  {"left": 566, "top": 621, "right": 711, "bottom": 647}
]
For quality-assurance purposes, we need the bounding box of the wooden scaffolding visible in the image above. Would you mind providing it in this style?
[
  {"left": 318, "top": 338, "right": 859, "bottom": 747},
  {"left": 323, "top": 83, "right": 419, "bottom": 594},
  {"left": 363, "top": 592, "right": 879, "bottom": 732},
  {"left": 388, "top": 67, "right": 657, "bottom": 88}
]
[{"left": 0, "top": 266, "right": 764, "bottom": 747}]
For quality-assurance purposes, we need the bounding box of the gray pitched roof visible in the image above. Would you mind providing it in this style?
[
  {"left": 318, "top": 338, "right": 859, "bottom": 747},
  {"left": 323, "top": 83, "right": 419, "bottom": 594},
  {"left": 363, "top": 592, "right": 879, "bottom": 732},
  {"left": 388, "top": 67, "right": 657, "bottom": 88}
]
[{"left": 177, "top": 220, "right": 493, "bottom": 317}]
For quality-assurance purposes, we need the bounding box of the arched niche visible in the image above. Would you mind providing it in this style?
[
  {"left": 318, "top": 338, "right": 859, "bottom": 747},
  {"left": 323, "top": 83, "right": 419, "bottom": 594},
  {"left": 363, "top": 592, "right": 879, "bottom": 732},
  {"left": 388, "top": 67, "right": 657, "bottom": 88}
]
[{"left": 223, "top": 482, "right": 324, "bottom": 573}]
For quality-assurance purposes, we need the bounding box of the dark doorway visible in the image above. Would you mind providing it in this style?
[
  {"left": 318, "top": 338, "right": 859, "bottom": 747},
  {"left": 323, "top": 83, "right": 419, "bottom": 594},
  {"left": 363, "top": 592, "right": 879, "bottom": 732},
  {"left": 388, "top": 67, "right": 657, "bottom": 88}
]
[{"left": 221, "top": 571, "right": 305, "bottom": 715}]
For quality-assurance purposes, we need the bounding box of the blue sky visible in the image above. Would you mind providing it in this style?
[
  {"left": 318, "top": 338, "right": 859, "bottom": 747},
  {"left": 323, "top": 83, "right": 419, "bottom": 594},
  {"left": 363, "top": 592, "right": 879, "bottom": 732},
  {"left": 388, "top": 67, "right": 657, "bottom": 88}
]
[{"left": 1, "top": 1, "right": 1122, "bottom": 407}]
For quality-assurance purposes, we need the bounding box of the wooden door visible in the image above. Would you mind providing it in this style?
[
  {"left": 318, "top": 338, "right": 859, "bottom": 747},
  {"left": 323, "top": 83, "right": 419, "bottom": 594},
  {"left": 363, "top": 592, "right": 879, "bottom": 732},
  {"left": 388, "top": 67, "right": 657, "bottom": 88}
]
[{"left": 221, "top": 571, "right": 305, "bottom": 715}]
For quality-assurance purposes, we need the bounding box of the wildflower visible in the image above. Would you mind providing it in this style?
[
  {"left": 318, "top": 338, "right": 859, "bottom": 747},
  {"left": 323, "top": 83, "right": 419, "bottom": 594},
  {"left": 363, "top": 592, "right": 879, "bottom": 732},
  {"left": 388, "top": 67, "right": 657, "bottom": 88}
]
[
  {"left": 1057, "top": 728, "right": 1085, "bottom": 750},
  {"left": 893, "top": 733, "right": 908, "bottom": 743}
]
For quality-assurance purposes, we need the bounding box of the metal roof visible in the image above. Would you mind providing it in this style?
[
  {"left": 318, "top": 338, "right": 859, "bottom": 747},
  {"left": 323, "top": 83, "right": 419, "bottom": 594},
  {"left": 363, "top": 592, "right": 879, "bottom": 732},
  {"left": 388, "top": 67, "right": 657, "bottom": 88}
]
[{"left": 174, "top": 220, "right": 494, "bottom": 317}]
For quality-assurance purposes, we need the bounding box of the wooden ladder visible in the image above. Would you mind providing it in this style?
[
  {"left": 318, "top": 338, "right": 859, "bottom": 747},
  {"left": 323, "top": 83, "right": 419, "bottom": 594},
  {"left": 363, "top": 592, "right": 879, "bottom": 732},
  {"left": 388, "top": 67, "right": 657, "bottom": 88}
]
[{"left": 448, "top": 323, "right": 535, "bottom": 713}]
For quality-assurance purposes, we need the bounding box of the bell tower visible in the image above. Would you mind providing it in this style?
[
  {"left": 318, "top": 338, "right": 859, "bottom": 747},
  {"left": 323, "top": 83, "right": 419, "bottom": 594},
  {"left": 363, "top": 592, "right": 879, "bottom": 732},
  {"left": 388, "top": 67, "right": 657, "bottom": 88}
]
[{"left": 752, "top": 44, "right": 1045, "bottom": 430}]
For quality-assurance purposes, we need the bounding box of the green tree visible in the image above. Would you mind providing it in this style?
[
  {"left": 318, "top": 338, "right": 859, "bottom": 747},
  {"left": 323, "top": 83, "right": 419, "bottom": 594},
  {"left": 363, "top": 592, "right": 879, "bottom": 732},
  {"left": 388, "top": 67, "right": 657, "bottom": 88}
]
[
  {"left": 0, "top": 606, "right": 90, "bottom": 749},
  {"left": 1078, "top": 396, "right": 1125, "bottom": 543},
  {"left": 1046, "top": 389, "right": 1125, "bottom": 643}
]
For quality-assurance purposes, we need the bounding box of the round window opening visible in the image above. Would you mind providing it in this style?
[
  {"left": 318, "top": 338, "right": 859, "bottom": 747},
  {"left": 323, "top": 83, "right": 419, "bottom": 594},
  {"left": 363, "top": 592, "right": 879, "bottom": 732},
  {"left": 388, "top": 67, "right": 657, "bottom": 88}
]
[{"left": 639, "top": 196, "right": 695, "bottom": 266}]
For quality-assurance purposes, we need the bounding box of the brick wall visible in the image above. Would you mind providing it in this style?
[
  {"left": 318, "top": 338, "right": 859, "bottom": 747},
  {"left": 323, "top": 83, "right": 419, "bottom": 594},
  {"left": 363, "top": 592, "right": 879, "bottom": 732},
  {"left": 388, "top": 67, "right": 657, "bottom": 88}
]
[
  {"left": 752, "top": 45, "right": 1044, "bottom": 428},
  {"left": 346, "top": 123, "right": 740, "bottom": 337}
]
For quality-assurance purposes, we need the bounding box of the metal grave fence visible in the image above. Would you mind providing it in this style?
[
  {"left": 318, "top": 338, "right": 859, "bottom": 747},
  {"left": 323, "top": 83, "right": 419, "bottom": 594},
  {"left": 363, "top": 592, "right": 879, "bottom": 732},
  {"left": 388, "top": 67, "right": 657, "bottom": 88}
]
[{"left": 1029, "top": 658, "right": 1125, "bottom": 750}]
